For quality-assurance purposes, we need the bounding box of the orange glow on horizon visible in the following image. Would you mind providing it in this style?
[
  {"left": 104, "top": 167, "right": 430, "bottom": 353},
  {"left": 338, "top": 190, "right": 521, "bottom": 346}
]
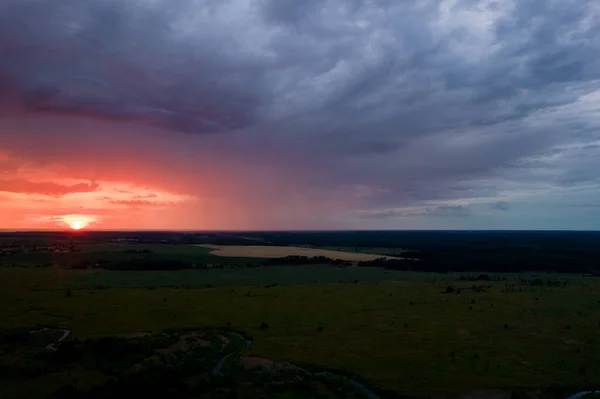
[
  {"left": 69, "top": 220, "right": 85, "bottom": 230},
  {"left": 62, "top": 214, "right": 95, "bottom": 230}
]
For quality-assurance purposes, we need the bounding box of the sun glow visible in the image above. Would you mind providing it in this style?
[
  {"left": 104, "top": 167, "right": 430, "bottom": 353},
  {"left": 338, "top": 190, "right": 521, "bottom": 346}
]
[
  {"left": 62, "top": 214, "right": 95, "bottom": 230},
  {"left": 69, "top": 220, "right": 85, "bottom": 230}
]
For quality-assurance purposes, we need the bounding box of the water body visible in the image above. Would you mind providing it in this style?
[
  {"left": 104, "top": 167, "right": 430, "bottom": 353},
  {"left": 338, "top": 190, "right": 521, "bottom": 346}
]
[
  {"left": 212, "top": 352, "right": 235, "bottom": 376},
  {"left": 213, "top": 332, "right": 253, "bottom": 376},
  {"left": 30, "top": 328, "right": 71, "bottom": 352}
]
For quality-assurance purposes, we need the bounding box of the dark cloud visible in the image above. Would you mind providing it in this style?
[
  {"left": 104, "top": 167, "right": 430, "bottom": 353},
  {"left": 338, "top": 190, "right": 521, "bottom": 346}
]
[
  {"left": 1, "top": 0, "right": 599, "bottom": 225},
  {"left": 0, "top": 0, "right": 268, "bottom": 133}
]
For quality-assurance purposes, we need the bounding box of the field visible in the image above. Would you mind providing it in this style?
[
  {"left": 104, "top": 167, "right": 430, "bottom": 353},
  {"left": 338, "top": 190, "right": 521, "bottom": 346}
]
[
  {"left": 2, "top": 231, "right": 600, "bottom": 399},
  {"left": 69, "top": 267, "right": 418, "bottom": 288},
  {"left": 315, "top": 246, "right": 409, "bottom": 256},
  {"left": 199, "top": 244, "right": 399, "bottom": 261},
  {"left": 0, "top": 243, "right": 262, "bottom": 268},
  {"left": 2, "top": 266, "right": 600, "bottom": 398}
]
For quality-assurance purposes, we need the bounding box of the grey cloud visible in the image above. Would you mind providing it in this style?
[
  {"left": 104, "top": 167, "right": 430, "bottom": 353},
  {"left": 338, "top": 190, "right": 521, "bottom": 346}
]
[
  {"left": 262, "top": 0, "right": 323, "bottom": 25},
  {"left": 0, "top": 0, "right": 269, "bottom": 133},
  {"left": 426, "top": 205, "right": 471, "bottom": 217},
  {"left": 360, "top": 204, "right": 471, "bottom": 219},
  {"left": 490, "top": 201, "right": 510, "bottom": 211}
]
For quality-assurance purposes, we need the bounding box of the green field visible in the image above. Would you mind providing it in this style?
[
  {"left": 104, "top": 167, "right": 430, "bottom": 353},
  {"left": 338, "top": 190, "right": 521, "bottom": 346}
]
[
  {"left": 1, "top": 266, "right": 600, "bottom": 398},
  {"left": 69, "top": 267, "right": 589, "bottom": 289},
  {"left": 0, "top": 243, "right": 261, "bottom": 268},
  {"left": 315, "top": 246, "right": 409, "bottom": 256},
  {"left": 2, "top": 326, "right": 368, "bottom": 399},
  {"left": 69, "top": 267, "right": 430, "bottom": 288}
]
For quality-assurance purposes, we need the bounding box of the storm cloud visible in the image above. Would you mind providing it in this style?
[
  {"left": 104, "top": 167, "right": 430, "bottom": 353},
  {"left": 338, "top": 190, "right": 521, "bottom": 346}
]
[{"left": 1, "top": 0, "right": 599, "bottom": 229}]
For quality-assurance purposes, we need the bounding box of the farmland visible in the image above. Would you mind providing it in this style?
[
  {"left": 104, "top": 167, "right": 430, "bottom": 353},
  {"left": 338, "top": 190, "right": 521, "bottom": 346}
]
[
  {"left": 199, "top": 244, "right": 399, "bottom": 261},
  {"left": 2, "top": 231, "right": 600, "bottom": 399}
]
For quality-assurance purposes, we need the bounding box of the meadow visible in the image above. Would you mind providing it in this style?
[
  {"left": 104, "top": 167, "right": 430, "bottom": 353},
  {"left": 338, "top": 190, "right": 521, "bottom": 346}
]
[
  {"left": 314, "top": 246, "right": 409, "bottom": 257},
  {"left": 69, "top": 266, "right": 417, "bottom": 288},
  {"left": 0, "top": 243, "right": 261, "bottom": 268},
  {"left": 1, "top": 266, "right": 599, "bottom": 398}
]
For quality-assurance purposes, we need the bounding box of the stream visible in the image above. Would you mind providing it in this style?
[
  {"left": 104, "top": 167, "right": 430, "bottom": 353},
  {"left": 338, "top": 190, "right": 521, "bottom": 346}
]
[
  {"left": 29, "top": 327, "right": 71, "bottom": 352},
  {"left": 211, "top": 332, "right": 380, "bottom": 398},
  {"left": 565, "top": 391, "right": 600, "bottom": 399},
  {"left": 213, "top": 334, "right": 253, "bottom": 376}
]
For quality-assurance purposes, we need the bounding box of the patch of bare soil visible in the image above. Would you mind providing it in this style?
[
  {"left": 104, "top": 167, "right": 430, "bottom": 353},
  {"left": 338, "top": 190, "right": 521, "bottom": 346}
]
[{"left": 197, "top": 245, "right": 400, "bottom": 261}]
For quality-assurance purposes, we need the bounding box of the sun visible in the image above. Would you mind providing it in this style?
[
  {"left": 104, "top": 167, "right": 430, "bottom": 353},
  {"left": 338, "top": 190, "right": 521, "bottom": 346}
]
[
  {"left": 62, "top": 214, "right": 94, "bottom": 231},
  {"left": 69, "top": 220, "right": 86, "bottom": 230}
]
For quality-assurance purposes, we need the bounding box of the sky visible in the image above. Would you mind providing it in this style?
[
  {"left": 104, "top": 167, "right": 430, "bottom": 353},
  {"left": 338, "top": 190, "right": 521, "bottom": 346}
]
[{"left": 0, "top": 0, "right": 599, "bottom": 231}]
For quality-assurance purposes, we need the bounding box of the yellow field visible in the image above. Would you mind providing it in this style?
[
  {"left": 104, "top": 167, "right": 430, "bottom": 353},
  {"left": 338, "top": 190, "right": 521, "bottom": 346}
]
[{"left": 197, "top": 244, "right": 399, "bottom": 261}]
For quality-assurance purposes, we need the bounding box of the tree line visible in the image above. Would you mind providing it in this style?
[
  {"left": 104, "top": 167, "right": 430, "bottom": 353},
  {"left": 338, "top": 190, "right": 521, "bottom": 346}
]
[
  {"left": 357, "top": 249, "right": 600, "bottom": 274},
  {"left": 263, "top": 256, "right": 352, "bottom": 267}
]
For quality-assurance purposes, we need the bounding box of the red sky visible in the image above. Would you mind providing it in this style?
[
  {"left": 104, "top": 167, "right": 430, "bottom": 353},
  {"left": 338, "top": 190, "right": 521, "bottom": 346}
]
[{"left": 0, "top": 116, "right": 352, "bottom": 231}]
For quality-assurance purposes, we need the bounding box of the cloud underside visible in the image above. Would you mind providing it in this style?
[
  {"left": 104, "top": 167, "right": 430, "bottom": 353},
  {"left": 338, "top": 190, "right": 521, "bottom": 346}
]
[{"left": 1, "top": 0, "right": 600, "bottom": 226}]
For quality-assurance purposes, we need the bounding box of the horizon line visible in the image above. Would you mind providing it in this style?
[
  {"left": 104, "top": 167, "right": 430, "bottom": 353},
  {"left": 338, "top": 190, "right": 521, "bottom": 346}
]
[{"left": 1, "top": 229, "right": 599, "bottom": 233}]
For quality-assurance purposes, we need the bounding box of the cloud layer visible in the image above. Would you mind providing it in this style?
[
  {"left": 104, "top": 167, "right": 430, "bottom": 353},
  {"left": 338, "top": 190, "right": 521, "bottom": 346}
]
[{"left": 1, "top": 0, "right": 600, "bottom": 229}]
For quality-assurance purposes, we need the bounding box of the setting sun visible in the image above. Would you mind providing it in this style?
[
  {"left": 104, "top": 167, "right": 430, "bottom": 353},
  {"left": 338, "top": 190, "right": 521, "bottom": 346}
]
[
  {"left": 61, "top": 214, "right": 95, "bottom": 231},
  {"left": 69, "top": 220, "right": 85, "bottom": 230}
]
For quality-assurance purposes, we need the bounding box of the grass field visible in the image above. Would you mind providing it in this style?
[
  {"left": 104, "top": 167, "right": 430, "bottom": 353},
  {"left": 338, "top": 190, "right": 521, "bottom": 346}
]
[
  {"left": 1, "top": 267, "right": 599, "bottom": 397},
  {"left": 69, "top": 267, "right": 588, "bottom": 290},
  {"left": 199, "top": 244, "right": 399, "bottom": 261},
  {"left": 69, "top": 267, "right": 417, "bottom": 288},
  {"left": 0, "top": 243, "right": 261, "bottom": 268},
  {"left": 315, "top": 246, "right": 409, "bottom": 256}
]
